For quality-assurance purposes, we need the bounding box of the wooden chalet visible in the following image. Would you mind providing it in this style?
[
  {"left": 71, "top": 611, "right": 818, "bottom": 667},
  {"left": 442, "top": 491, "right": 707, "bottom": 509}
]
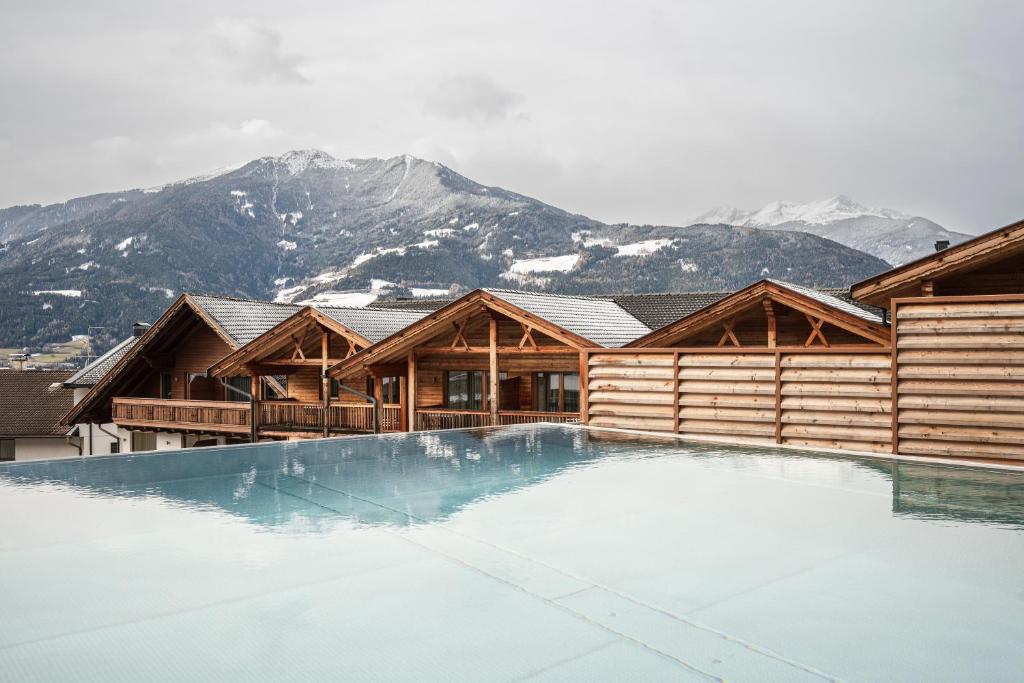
[
  {"left": 328, "top": 289, "right": 651, "bottom": 431},
  {"left": 851, "top": 217, "right": 1024, "bottom": 307},
  {"left": 207, "top": 305, "right": 429, "bottom": 436},
  {"left": 628, "top": 279, "right": 889, "bottom": 349}
]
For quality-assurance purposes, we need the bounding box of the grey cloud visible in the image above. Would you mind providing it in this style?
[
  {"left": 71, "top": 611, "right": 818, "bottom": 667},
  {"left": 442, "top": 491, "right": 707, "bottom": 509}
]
[
  {"left": 421, "top": 73, "right": 524, "bottom": 122},
  {"left": 206, "top": 17, "right": 309, "bottom": 84}
]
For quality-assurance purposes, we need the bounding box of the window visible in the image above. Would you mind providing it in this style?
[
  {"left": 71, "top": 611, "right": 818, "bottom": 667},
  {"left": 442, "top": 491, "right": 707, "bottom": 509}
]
[
  {"left": 223, "top": 376, "right": 252, "bottom": 401},
  {"left": 0, "top": 439, "right": 14, "bottom": 462},
  {"left": 533, "top": 372, "right": 580, "bottom": 413},
  {"left": 160, "top": 372, "right": 173, "bottom": 400},
  {"left": 109, "top": 441, "right": 120, "bottom": 455},
  {"left": 445, "top": 371, "right": 485, "bottom": 411},
  {"left": 365, "top": 376, "right": 402, "bottom": 404}
]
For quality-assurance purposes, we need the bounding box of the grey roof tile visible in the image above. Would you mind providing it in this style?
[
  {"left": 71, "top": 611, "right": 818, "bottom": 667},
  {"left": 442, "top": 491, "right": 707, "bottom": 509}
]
[
  {"left": 483, "top": 289, "right": 651, "bottom": 347},
  {"left": 609, "top": 292, "right": 732, "bottom": 329},
  {"left": 768, "top": 280, "right": 884, "bottom": 324},
  {"left": 188, "top": 295, "right": 303, "bottom": 346},
  {"left": 316, "top": 306, "right": 433, "bottom": 344},
  {"left": 63, "top": 336, "right": 141, "bottom": 388}
]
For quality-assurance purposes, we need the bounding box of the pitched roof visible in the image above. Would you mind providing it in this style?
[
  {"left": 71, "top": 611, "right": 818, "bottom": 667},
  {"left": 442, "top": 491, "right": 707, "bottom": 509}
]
[
  {"left": 63, "top": 336, "right": 141, "bottom": 388},
  {"left": 188, "top": 295, "right": 303, "bottom": 346},
  {"left": 370, "top": 298, "right": 454, "bottom": 312},
  {"left": 315, "top": 306, "right": 433, "bottom": 344},
  {"left": 0, "top": 370, "right": 75, "bottom": 436},
  {"left": 609, "top": 292, "right": 732, "bottom": 329},
  {"left": 768, "top": 280, "right": 883, "bottom": 324},
  {"left": 482, "top": 289, "right": 651, "bottom": 348}
]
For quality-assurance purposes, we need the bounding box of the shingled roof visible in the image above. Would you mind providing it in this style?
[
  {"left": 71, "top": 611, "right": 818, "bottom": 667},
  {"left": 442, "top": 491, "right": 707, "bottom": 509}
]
[
  {"left": 609, "top": 292, "right": 732, "bottom": 329},
  {"left": 0, "top": 370, "right": 75, "bottom": 436},
  {"left": 482, "top": 289, "right": 651, "bottom": 348},
  {"left": 63, "top": 336, "right": 141, "bottom": 389},
  {"left": 188, "top": 295, "right": 303, "bottom": 346},
  {"left": 769, "top": 280, "right": 884, "bottom": 324},
  {"left": 315, "top": 306, "right": 433, "bottom": 344}
]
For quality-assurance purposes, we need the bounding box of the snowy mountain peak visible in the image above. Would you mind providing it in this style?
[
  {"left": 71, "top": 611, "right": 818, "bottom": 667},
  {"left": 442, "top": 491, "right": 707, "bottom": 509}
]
[
  {"left": 261, "top": 149, "right": 356, "bottom": 175},
  {"left": 692, "top": 195, "right": 910, "bottom": 228}
]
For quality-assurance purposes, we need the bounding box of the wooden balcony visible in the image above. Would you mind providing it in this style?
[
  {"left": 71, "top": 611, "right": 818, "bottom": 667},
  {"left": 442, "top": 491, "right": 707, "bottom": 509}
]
[
  {"left": 415, "top": 409, "right": 580, "bottom": 431},
  {"left": 112, "top": 398, "right": 252, "bottom": 434},
  {"left": 112, "top": 398, "right": 402, "bottom": 437}
]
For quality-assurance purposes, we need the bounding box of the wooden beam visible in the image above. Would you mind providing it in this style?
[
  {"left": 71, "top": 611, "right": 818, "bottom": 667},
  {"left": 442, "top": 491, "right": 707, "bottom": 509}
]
[
  {"left": 489, "top": 317, "right": 499, "bottom": 422},
  {"left": 804, "top": 315, "right": 830, "bottom": 347},
  {"left": 717, "top": 317, "right": 741, "bottom": 348},
  {"left": 399, "top": 375, "right": 408, "bottom": 432},
  {"left": 290, "top": 335, "right": 306, "bottom": 361},
  {"left": 407, "top": 350, "right": 417, "bottom": 431},
  {"left": 763, "top": 300, "right": 777, "bottom": 349},
  {"left": 259, "top": 358, "right": 347, "bottom": 366},
  {"left": 414, "top": 345, "right": 578, "bottom": 354},
  {"left": 580, "top": 350, "right": 590, "bottom": 424},
  {"left": 322, "top": 331, "right": 329, "bottom": 437},
  {"left": 518, "top": 324, "right": 539, "bottom": 350},
  {"left": 921, "top": 279, "right": 935, "bottom": 296},
  {"left": 450, "top": 318, "right": 470, "bottom": 350}
]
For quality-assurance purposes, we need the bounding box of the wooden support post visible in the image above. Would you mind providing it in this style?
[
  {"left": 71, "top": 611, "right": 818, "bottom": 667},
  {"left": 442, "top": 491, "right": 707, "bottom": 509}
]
[
  {"left": 717, "top": 317, "right": 741, "bottom": 347},
  {"left": 489, "top": 317, "right": 499, "bottom": 425},
  {"left": 321, "top": 330, "right": 330, "bottom": 438},
  {"left": 890, "top": 300, "right": 900, "bottom": 455},
  {"left": 921, "top": 280, "right": 935, "bottom": 296},
  {"left": 399, "top": 375, "right": 408, "bottom": 432},
  {"left": 251, "top": 373, "right": 260, "bottom": 442},
  {"left": 579, "top": 350, "right": 590, "bottom": 424},
  {"left": 672, "top": 351, "right": 681, "bottom": 433},
  {"left": 774, "top": 351, "right": 782, "bottom": 444},
  {"left": 407, "top": 350, "right": 417, "bottom": 432},
  {"left": 763, "top": 300, "right": 777, "bottom": 349}
]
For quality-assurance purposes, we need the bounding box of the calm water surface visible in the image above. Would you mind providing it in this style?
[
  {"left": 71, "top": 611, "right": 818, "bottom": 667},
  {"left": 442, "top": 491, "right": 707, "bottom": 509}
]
[{"left": 1, "top": 426, "right": 1022, "bottom": 682}]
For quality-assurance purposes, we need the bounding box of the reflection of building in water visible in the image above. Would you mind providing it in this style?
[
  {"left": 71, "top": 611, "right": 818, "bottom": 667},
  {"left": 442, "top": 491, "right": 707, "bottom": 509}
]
[
  {"left": 0, "top": 427, "right": 599, "bottom": 531},
  {"left": 893, "top": 462, "right": 1024, "bottom": 529}
]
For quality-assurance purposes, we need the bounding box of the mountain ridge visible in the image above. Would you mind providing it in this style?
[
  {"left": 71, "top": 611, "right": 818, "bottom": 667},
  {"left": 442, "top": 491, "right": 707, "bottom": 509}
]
[{"left": 0, "top": 149, "right": 893, "bottom": 349}]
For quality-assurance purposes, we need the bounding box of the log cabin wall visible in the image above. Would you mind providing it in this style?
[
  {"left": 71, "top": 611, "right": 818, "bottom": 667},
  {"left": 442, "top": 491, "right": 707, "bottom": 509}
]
[
  {"left": 586, "top": 348, "right": 894, "bottom": 453},
  {"left": 892, "top": 295, "right": 1024, "bottom": 460}
]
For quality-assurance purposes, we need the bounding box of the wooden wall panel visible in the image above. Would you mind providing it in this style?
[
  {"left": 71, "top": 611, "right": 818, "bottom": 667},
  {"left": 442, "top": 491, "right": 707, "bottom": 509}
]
[
  {"left": 895, "top": 297, "right": 1024, "bottom": 460},
  {"left": 780, "top": 353, "right": 892, "bottom": 453}
]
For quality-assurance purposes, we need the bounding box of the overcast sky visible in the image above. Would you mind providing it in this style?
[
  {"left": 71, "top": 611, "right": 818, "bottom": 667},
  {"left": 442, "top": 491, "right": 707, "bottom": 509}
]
[{"left": 2, "top": 0, "right": 1021, "bottom": 233}]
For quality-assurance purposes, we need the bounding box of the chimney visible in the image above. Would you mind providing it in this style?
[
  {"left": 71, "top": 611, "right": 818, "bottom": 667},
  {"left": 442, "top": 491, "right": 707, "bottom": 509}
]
[
  {"left": 132, "top": 321, "right": 151, "bottom": 338},
  {"left": 934, "top": 239, "right": 950, "bottom": 252}
]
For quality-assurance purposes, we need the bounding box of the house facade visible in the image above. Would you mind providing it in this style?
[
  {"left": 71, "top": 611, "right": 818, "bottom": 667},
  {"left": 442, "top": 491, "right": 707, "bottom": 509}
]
[{"left": 0, "top": 370, "right": 80, "bottom": 461}]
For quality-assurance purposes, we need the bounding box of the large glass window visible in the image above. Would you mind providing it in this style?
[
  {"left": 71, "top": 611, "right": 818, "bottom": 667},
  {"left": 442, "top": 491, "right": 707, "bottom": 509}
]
[
  {"left": 445, "top": 371, "right": 485, "bottom": 410},
  {"left": 533, "top": 372, "right": 580, "bottom": 413}
]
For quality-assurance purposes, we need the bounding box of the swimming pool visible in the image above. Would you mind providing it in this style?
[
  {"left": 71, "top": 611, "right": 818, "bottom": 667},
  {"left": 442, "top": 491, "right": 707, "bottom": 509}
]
[{"left": 1, "top": 425, "right": 1022, "bottom": 681}]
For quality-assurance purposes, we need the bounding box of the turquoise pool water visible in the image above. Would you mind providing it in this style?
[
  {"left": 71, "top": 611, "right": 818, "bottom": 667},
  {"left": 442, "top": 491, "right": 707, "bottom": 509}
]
[{"left": 1, "top": 425, "right": 1023, "bottom": 681}]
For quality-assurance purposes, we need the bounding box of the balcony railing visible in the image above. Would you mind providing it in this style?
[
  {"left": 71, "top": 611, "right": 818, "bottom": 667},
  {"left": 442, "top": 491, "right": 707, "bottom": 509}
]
[
  {"left": 112, "top": 398, "right": 402, "bottom": 435},
  {"left": 415, "top": 409, "right": 580, "bottom": 431},
  {"left": 112, "top": 398, "right": 251, "bottom": 433}
]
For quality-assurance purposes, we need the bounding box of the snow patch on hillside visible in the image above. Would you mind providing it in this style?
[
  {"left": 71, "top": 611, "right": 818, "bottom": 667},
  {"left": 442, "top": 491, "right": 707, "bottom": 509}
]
[
  {"left": 33, "top": 289, "right": 82, "bottom": 297},
  {"left": 615, "top": 239, "right": 674, "bottom": 256},
  {"left": 277, "top": 240, "right": 297, "bottom": 251},
  {"left": 115, "top": 237, "right": 133, "bottom": 251},
  {"left": 298, "top": 291, "right": 378, "bottom": 307}
]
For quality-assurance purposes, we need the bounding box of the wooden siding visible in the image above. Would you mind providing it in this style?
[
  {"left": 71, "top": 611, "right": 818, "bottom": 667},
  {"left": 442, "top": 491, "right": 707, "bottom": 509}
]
[
  {"left": 586, "top": 349, "right": 892, "bottom": 451},
  {"left": 893, "top": 296, "right": 1024, "bottom": 460}
]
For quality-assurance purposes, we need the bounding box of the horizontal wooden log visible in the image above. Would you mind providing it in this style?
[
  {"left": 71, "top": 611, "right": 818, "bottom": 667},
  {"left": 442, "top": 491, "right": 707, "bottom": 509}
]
[
  {"left": 896, "top": 303, "right": 1024, "bottom": 320},
  {"left": 780, "top": 368, "right": 890, "bottom": 384},
  {"left": 680, "top": 406, "right": 776, "bottom": 423},
  {"left": 677, "top": 368, "right": 776, "bottom": 381},
  {"left": 896, "top": 350, "right": 1024, "bottom": 365},
  {"left": 896, "top": 380, "right": 1024, "bottom": 397},
  {"left": 898, "top": 410, "right": 1024, "bottom": 428},
  {"left": 588, "top": 366, "right": 676, "bottom": 380},
  {"left": 898, "top": 317, "right": 1024, "bottom": 334},
  {"left": 679, "top": 394, "right": 777, "bottom": 408},
  {"left": 897, "top": 365, "right": 1024, "bottom": 381},
  {"left": 780, "top": 396, "right": 891, "bottom": 413},
  {"left": 781, "top": 410, "right": 891, "bottom": 427},
  {"left": 780, "top": 354, "right": 890, "bottom": 369},
  {"left": 897, "top": 439, "right": 1024, "bottom": 460},
  {"left": 589, "top": 378, "right": 675, "bottom": 393},
  {"left": 587, "top": 390, "right": 675, "bottom": 406},
  {"left": 897, "top": 395, "right": 1024, "bottom": 412},
  {"left": 679, "top": 381, "right": 776, "bottom": 395},
  {"left": 679, "top": 419, "right": 775, "bottom": 437},
  {"left": 898, "top": 424, "right": 1024, "bottom": 446},
  {"left": 784, "top": 437, "right": 891, "bottom": 454},
  {"left": 677, "top": 354, "right": 775, "bottom": 367},
  {"left": 896, "top": 334, "right": 1024, "bottom": 349},
  {"left": 782, "top": 424, "right": 892, "bottom": 442},
  {"left": 589, "top": 404, "right": 676, "bottom": 418},
  {"left": 588, "top": 354, "right": 674, "bottom": 367},
  {"left": 588, "top": 415, "right": 675, "bottom": 432},
  {"left": 781, "top": 382, "right": 890, "bottom": 397}
]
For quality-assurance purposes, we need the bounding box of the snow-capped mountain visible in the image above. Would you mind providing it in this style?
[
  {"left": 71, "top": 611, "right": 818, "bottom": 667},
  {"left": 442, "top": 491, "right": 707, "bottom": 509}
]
[
  {"left": 0, "top": 151, "right": 891, "bottom": 348},
  {"left": 691, "top": 195, "right": 972, "bottom": 266}
]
